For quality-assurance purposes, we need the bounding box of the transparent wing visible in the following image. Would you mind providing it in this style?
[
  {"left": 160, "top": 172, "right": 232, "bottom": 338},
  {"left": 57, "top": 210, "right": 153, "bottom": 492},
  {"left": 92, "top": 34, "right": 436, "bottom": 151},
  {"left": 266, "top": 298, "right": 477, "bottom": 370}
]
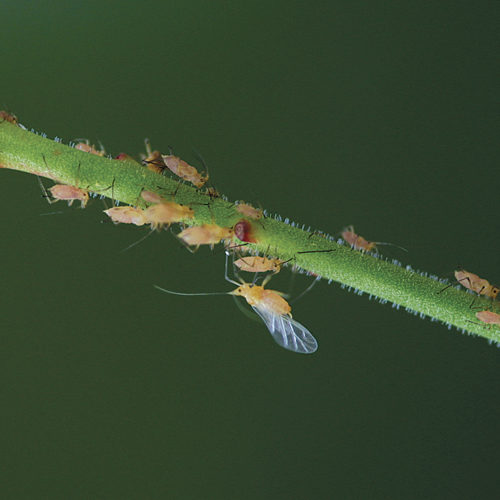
[{"left": 252, "top": 306, "right": 318, "bottom": 354}]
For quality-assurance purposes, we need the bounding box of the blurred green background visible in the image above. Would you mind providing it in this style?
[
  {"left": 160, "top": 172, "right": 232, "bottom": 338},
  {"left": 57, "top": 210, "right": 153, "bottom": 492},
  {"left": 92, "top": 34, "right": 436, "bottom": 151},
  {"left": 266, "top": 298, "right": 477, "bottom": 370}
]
[{"left": 1, "top": 1, "right": 499, "bottom": 498}]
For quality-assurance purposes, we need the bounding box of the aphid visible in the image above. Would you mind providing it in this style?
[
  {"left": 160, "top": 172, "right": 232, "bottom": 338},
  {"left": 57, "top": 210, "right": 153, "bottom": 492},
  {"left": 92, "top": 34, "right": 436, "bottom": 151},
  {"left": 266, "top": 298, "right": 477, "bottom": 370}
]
[
  {"left": 0, "top": 110, "right": 18, "bottom": 124},
  {"left": 236, "top": 202, "right": 263, "bottom": 220},
  {"left": 154, "top": 254, "right": 318, "bottom": 354},
  {"left": 454, "top": 270, "right": 499, "bottom": 299},
  {"left": 75, "top": 141, "right": 105, "bottom": 156},
  {"left": 104, "top": 206, "right": 148, "bottom": 226},
  {"left": 341, "top": 226, "right": 376, "bottom": 252},
  {"left": 144, "top": 202, "right": 194, "bottom": 230},
  {"left": 341, "top": 225, "right": 407, "bottom": 254},
  {"left": 47, "top": 184, "right": 90, "bottom": 208},
  {"left": 162, "top": 154, "right": 209, "bottom": 188},
  {"left": 233, "top": 219, "right": 258, "bottom": 244},
  {"left": 142, "top": 139, "right": 165, "bottom": 174},
  {"left": 141, "top": 190, "right": 167, "bottom": 204},
  {"left": 178, "top": 223, "right": 233, "bottom": 249},
  {"left": 233, "top": 255, "right": 286, "bottom": 274},
  {"left": 115, "top": 153, "right": 138, "bottom": 163},
  {"left": 475, "top": 310, "right": 500, "bottom": 326}
]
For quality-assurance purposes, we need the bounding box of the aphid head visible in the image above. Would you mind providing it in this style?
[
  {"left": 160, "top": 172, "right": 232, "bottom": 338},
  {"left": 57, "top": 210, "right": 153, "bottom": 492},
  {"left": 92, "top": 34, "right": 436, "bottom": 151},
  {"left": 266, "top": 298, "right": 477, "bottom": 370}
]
[{"left": 491, "top": 286, "right": 500, "bottom": 299}]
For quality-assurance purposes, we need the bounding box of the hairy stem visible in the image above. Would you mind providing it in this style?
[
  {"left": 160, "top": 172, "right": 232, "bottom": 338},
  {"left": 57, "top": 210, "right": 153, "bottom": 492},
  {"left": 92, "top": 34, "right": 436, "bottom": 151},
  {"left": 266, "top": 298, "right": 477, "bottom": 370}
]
[{"left": 1, "top": 117, "right": 498, "bottom": 343}]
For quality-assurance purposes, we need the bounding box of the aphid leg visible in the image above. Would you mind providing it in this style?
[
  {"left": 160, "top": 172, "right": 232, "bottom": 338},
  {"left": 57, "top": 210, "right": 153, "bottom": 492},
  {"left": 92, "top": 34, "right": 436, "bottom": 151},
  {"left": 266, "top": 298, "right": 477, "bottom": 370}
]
[
  {"left": 291, "top": 276, "right": 321, "bottom": 305},
  {"left": 224, "top": 251, "right": 242, "bottom": 286},
  {"left": 37, "top": 174, "right": 55, "bottom": 205}
]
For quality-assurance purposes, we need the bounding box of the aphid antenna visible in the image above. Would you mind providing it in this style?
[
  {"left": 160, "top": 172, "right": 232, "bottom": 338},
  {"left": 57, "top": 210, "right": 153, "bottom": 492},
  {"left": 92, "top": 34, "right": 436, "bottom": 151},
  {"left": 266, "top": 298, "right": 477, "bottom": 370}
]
[
  {"left": 120, "top": 229, "right": 155, "bottom": 253},
  {"left": 191, "top": 147, "right": 209, "bottom": 178},
  {"left": 39, "top": 211, "right": 64, "bottom": 216},
  {"left": 154, "top": 285, "right": 228, "bottom": 297},
  {"left": 372, "top": 241, "right": 409, "bottom": 253},
  {"left": 36, "top": 170, "right": 54, "bottom": 205}
]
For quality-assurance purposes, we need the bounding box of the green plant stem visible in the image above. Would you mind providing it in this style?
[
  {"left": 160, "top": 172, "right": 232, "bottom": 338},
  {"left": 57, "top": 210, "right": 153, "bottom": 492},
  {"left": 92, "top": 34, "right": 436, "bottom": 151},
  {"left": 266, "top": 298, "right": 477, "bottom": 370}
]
[{"left": 1, "top": 118, "right": 499, "bottom": 342}]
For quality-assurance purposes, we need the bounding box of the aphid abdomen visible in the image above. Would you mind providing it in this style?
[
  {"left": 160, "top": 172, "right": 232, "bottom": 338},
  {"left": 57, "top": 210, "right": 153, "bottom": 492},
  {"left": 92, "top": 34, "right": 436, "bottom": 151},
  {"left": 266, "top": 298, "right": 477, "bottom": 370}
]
[
  {"left": 104, "top": 207, "right": 148, "bottom": 226},
  {"left": 476, "top": 310, "right": 500, "bottom": 325},
  {"left": 261, "top": 289, "right": 292, "bottom": 316}
]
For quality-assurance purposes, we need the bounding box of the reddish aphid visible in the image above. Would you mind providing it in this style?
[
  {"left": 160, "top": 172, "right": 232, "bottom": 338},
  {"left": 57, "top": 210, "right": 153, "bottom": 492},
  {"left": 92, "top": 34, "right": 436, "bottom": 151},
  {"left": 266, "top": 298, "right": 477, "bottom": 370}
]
[
  {"left": 48, "top": 184, "right": 89, "bottom": 208},
  {"left": 162, "top": 155, "right": 209, "bottom": 189},
  {"left": 115, "top": 153, "right": 138, "bottom": 162},
  {"left": 104, "top": 206, "right": 148, "bottom": 226},
  {"left": 454, "top": 270, "right": 499, "bottom": 300},
  {"left": 144, "top": 202, "right": 194, "bottom": 231},
  {"left": 0, "top": 110, "right": 18, "bottom": 125},
  {"left": 236, "top": 202, "right": 263, "bottom": 220},
  {"left": 75, "top": 142, "right": 105, "bottom": 156},
  {"left": 234, "top": 255, "right": 285, "bottom": 274},
  {"left": 476, "top": 310, "right": 500, "bottom": 326},
  {"left": 234, "top": 219, "right": 258, "bottom": 244},
  {"left": 341, "top": 225, "right": 377, "bottom": 252},
  {"left": 178, "top": 223, "right": 233, "bottom": 249}
]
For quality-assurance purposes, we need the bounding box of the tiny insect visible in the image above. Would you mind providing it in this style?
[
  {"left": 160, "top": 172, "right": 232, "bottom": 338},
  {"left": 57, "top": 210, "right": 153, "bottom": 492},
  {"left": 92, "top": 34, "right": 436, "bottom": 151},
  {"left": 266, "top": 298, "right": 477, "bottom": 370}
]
[
  {"left": 178, "top": 223, "right": 233, "bottom": 250},
  {"left": 74, "top": 141, "right": 105, "bottom": 156},
  {"left": 454, "top": 270, "right": 499, "bottom": 300},
  {"left": 154, "top": 254, "right": 318, "bottom": 354},
  {"left": 141, "top": 190, "right": 167, "bottom": 204},
  {"left": 235, "top": 202, "right": 263, "bottom": 220},
  {"left": 115, "top": 153, "right": 139, "bottom": 163},
  {"left": 104, "top": 206, "right": 148, "bottom": 226},
  {"left": 141, "top": 139, "right": 166, "bottom": 174},
  {"left": 162, "top": 154, "right": 209, "bottom": 188},
  {"left": 0, "top": 110, "right": 18, "bottom": 124},
  {"left": 233, "top": 219, "right": 258, "bottom": 244},
  {"left": 46, "top": 184, "right": 89, "bottom": 208},
  {"left": 233, "top": 255, "right": 287, "bottom": 274},
  {"left": 475, "top": 310, "right": 500, "bottom": 326},
  {"left": 341, "top": 225, "right": 376, "bottom": 252},
  {"left": 144, "top": 201, "right": 194, "bottom": 230}
]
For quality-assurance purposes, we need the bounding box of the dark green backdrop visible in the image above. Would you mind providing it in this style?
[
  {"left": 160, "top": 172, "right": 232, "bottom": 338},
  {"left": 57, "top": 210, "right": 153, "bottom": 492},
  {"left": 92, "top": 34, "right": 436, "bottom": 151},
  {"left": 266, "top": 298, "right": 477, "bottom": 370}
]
[{"left": 1, "top": 1, "right": 499, "bottom": 498}]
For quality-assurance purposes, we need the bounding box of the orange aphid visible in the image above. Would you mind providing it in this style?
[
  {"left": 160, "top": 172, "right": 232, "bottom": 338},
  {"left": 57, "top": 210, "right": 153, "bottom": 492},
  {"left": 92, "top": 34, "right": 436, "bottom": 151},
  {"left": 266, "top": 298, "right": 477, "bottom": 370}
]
[
  {"left": 144, "top": 202, "right": 194, "bottom": 230},
  {"left": 341, "top": 225, "right": 377, "bottom": 252},
  {"left": 234, "top": 256, "right": 284, "bottom": 274},
  {"left": 162, "top": 155, "right": 209, "bottom": 188},
  {"left": 49, "top": 184, "right": 89, "bottom": 208},
  {"left": 142, "top": 140, "right": 165, "bottom": 174},
  {"left": 75, "top": 142, "right": 105, "bottom": 156},
  {"left": 455, "top": 270, "right": 499, "bottom": 299},
  {"left": 236, "top": 202, "right": 263, "bottom": 220},
  {"left": 231, "top": 283, "right": 291, "bottom": 316},
  {"left": 476, "top": 310, "right": 500, "bottom": 326},
  {"left": 104, "top": 206, "right": 148, "bottom": 226},
  {"left": 178, "top": 223, "right": 233, "bottom": 249}
]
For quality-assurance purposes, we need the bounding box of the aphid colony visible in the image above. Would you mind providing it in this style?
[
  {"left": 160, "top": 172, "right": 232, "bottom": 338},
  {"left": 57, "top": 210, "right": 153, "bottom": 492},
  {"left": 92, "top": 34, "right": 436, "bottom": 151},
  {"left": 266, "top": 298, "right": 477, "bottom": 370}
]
[{"left": 36, "top": 135, "right": 500, "bottom": 353}]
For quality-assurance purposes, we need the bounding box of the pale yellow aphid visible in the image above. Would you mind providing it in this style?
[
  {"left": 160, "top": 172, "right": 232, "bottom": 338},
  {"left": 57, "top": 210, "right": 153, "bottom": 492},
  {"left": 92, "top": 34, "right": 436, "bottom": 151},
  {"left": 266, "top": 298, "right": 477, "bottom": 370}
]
[
  {"left": 48, "top": 184, "right": 89, "bottom": 208},
  {"left": 141, "top": 190, "right": 167, "bottom": 204},
  {"left": 341, "top": 225, "right": 377, "bottom": 252},
  {"left": 454, "top": 270, "right": 499, "bottom": 300},
  {"left": 475, "top": 310, "right": 500, "bottom": 326},
  {"left": 144, "top": 202, "right": 194, "bottom": 231},
  {"left": 236, "top": 202, "right": 263, "bottom": 220},
  {"left": 75, "top": 142, "right": 105, "bottom": 156},
  {"left": 104, "top": 206, "right": 148, "bottom": 226},
  {"left": 162, "top": 155, "right": 209, "bottom": 188},
  {"left": 178, "top": 223, "right": 233, "bottom": 249},
  {"left": 234, "top": 255, "right": 284, "bottom": 274},
  {"left": 229, "top": 282, "right": 317, "bottom": 354}
]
